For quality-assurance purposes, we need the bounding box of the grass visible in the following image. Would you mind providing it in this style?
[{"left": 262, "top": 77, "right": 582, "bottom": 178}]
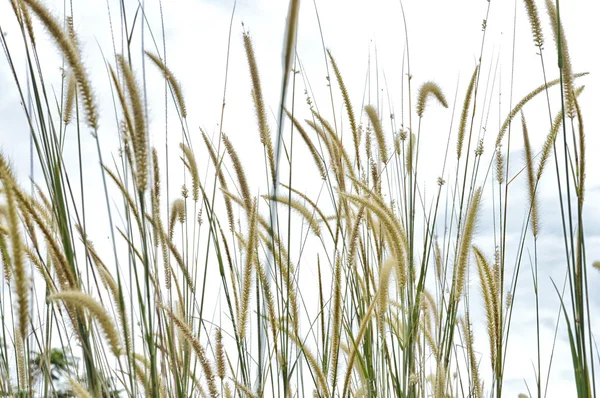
[{"left": 0, "top": 0, "right": 597, "bottom": 397}]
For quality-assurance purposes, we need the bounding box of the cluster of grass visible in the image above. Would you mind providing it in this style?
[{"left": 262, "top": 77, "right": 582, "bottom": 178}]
[{"left": 0, "top": 0, "right": 596, "bottom": 397}]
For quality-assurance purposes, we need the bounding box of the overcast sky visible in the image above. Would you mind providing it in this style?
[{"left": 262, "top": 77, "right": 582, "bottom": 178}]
[{"left": 1, "top": 0, "right": 600, "bottom": 396}]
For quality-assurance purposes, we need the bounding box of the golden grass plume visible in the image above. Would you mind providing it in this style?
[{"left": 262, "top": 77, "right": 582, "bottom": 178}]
[
  {"left": 180, "top": 144, "right": 200, "bottom": 202},
  {"left": 68, "top": 377, "right": 93, "bottom": 398},
  {"left": 453, "top": 187, "right": 482, "bottom": 302},
  {"left": 521, "top": 113, "right": 539, "bottom": 236},
  {"left": 238, "top": 199, "right": 258, "bottom": 340},
  {"left": 63, "top": 72, "right": 77, "bottom": 125},
  {"left": 222, "top": 133, "right": 252, "bottom": 214},
  {"left": 21, "top": 0, "right": 97, "bottom": 129},
  {"left": 495, "top": 73, "right": 586, "bottom": 148},
  {"left": 328, "top": 50, "right": 360, "bottom": 165},
  {"left": 365, "top": 105, "right": 388, "bottom": 163},
  {"left": 162, "top": 306, "right": 219, "bottom": 397},
  {"left": 457, "top": 66, "right": 478, "bottom": 159},
  {"left": 416, "top": 81, "right": 448, "bottom": 117},
  {"left": 545, "top": 0, "right": 575, "bottom": 118},
  {"left": 536, "top": 85, "right": 585, "bottom": 181},
  {"left": 523, "top": 0, "right": 544, "bottom": 47},
  {"left": 117, "top": 55, "right": 148, "bottom": 191},
  {"left": 329, "top": 254, "right": 343, "bottom": 386},
  {"left": 0, "top": 154, "right": 28, "bottom": 340},
  {"left": 49, "top": 290, "right": 122, "bottom": 356},
  {"left": 146, "top": 51, "right": 187, "bottom": 118},
  {"left": 263, "top": 194, "right": 321, "bottom": 237},
  {"left": 285, "top": 109, "right": 327, "bottom": 180},
  {"left": 473, "top": 246, "right": 499, "bottom": 376},
  {"left": 243, "top": 32, "right": 276, "bottom": 186}
]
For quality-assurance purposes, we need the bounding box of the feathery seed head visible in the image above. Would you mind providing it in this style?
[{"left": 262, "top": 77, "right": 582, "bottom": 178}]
[
  {"left": 117, "top": 55, "right": 148, "bottom": 191},
  {"left": 169, "top": 198, "right": 185, "bottom": 239},
  {"left": 222, "top": 133, "right": 252, "bottom": 214},
  {"left": 0, "top": 155, "right": 28, "bottom": 340},
  {"left": 328, "top": 50, "right": 360, "bottom": 165},
  {"left": 457, "top": 66, "right": 478, "bottom": 159},
  {"left": 454, "top": 188, "right": 482, "bottom": 302},
  {"left": 49, "top": 291, "right": 122, "bottom": 356},
  {"left": 521, "top": 113, "right": 539, "bottom": 236},
  {"left": 365, "top": 105, "right": 388, "bottom": 163},
  {"left": 495, "top": 147, "right": 505, "bottom": 184},
  {"left": 180, "top": 144, "right": 200, "bottom": 202},
  {"left": 21, "top": 0, "right": 98, "bottom": 129},
  {"left": 546, "top": 0, "right": 575, "bottom": 118},
  {"left": 523, "top": 0, "right": 544, "bottom": 47},
  {"left": 416, "top": 81, "right": 448, "bottom": 117},
  {"left": 146, "top": 51, "right": 187, "bottom": 118},
  {"left": 63, "top": 72, "right": 77, "bottom": 125},
  {"left": 216, "top": 328, "right": 226, "bottom": 380}
]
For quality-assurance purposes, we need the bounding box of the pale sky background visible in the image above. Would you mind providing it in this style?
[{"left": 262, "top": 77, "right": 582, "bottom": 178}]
[{"left": 1, "top": 0, "right": 600, "bottom": 397}]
